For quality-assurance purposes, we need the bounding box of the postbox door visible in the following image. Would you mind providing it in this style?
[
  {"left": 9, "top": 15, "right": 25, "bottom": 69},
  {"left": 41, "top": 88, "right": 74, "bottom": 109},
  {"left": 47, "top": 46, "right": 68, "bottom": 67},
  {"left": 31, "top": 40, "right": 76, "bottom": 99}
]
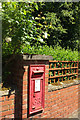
[{"left": 29, "top": 65, "right": 45, "bottom": 114}]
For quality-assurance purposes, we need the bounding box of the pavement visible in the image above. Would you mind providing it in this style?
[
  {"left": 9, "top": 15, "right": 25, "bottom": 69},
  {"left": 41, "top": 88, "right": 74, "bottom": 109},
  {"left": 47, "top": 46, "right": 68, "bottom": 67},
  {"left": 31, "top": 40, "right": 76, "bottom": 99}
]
[{"left": 69, "top": 110, "right": 80, "bottom": 119}]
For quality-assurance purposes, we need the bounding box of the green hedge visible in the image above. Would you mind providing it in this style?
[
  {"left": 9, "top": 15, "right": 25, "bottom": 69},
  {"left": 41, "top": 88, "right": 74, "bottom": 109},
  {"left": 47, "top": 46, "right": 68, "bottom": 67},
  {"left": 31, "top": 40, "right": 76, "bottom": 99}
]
[{"left": 22, "top": 45, "right": 78, "bottom": 61}]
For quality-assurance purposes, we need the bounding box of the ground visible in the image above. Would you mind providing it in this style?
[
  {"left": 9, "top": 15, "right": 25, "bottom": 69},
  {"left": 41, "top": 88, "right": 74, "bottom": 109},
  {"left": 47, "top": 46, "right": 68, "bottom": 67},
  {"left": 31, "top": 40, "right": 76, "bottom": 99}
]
[{"left": 69, "top": 109, "right": 80, "bottom": 119}]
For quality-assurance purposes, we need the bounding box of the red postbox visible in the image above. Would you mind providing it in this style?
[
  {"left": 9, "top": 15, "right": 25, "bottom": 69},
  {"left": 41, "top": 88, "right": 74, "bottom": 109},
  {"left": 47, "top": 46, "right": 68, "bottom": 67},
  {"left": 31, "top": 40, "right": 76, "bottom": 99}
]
[{"left": 29, "top": 65, "right": 45, "bottom": 114}]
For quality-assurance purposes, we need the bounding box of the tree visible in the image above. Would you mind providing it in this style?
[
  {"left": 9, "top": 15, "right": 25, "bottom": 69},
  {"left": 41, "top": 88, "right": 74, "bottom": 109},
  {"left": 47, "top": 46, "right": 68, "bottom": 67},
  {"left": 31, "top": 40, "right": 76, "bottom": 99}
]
[
  {"left": 2, "top": 2, "right": 79, "bottom": 86},
  {"left": 2, "top": 2, "right": 45, "bottom": 57},
  {"left": 2, "top": 2, "right": 79, "bottom": 57},
  {"left": 37, "top": 2, "right": 80, "bottom": 50}
]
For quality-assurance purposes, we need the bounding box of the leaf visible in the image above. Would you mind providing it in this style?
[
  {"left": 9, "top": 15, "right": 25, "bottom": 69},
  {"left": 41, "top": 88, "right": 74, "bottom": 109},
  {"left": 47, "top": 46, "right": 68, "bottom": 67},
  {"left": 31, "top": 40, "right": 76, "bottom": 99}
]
[
  {"left": 35, "top": 4, "right": 38, "bottom": 10},
  {"left": 41, "top": 17, "right": 45, "bottom": 20},
  {"left": 35, "top": 17, "right": 40, "bottom": 20},
  {"left": 24, "top": 10, "right": 26, "bottom": 15},
  {"left": 25, "top": 41, "right": 30, "bottom": 45}
]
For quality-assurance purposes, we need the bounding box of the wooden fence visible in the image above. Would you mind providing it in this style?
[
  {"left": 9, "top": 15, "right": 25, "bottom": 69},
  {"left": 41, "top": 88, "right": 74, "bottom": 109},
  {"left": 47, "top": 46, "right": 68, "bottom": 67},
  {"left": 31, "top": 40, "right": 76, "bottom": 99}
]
[{"left": 49, "top": 61, "right": 78, "bottom": 84}]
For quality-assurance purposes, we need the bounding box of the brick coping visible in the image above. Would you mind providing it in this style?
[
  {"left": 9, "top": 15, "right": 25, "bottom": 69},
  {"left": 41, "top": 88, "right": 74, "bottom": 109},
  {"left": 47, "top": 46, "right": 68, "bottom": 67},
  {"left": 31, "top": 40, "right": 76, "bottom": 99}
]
[
  {"left": 0, "top": 80, "right": 79, "bottom": 96},
  {"left": 48, "top": 79, "right": 80, "bottom": 92},
  {"left": 23, "top": 54, "right": 53, "bottom": 60},
  {"left": 0, "top": 90, "right": 15, "bottom": 96},
  {"left": 0, "top": 80, "right": 80, "bottom": 96}
]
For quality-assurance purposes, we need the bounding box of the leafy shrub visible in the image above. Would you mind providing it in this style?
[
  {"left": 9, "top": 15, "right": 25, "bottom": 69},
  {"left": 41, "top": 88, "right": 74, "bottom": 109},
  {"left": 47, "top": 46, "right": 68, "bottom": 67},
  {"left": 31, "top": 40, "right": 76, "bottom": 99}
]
[{"left": 22, "top": 44, "right": 78, "bottom": 61}]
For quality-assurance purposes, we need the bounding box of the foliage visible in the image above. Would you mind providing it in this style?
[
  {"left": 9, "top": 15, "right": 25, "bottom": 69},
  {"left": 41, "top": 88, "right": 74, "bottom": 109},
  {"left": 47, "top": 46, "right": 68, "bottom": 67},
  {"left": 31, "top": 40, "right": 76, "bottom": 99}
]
[
  {"left": 2, "top": 2, "right": 45, "bottom": 56},
  {"left": 2, "top": 2, "right": 79, "bottom": 61},
  {"left": 2, "top": 2, "right": 79, "bottom": 89},
  {"left": 39, "top": 2, "right": 80, "bottom": 49},
  {"left": 22, "top": 44, "right": 78, "bottom": 61},
  {"left": 2, "top": 2, "right": 79, "bottom": 57}
]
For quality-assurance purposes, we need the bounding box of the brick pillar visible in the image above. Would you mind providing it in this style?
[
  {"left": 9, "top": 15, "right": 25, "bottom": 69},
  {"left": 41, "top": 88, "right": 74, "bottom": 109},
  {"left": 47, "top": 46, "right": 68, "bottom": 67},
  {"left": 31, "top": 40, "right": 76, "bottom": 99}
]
[
  {"left": 21, "top": 55, "right": 53, "bottom": 118},
  {"left": 44, "top": 65, "right": 49, "bottom": 118},
  {"left": 22, "top": 66, "right": 28, "bottom": 118}
]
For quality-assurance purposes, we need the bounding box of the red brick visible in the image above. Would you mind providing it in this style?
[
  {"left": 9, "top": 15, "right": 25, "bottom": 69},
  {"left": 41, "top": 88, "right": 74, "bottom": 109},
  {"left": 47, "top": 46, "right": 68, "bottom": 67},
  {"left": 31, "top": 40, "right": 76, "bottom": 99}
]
[
  {"left": 45, "top": 86, "right": 48, "bottom": 91},
  {"left": 45, "top": 65, "right": 49, "bottom": 69},
  {"left": 0, "top": 106, "right": 2, "bottom": 113},
  {"left": 0, "top": 112, "right": 2, "bottom": 117},
  {"left": 0, "top": 74, "right": 79, "bottom": 119},
  {"left": 22, "top": 100, "right": 27, "bottom": 105},
  {"left": 0, "top": 96, "right": 5, "bottom": 101},
  {"left": 22, "top": 104, "right": 27, "bottom": 110},
  {"left": 54, "top": 113, "right": 61, "bottom": 118},
  {"left": 44, "top": 106, "right": 50, "bottom": 112},
  {"left": 24, "top": 66, "right": 28, "bottom": 69},
  {"left": 45, "top": 73, "right": 49, "bottom": 78},
  {"left": 33, "top": 115, "right": 39, "bottom": 118},
  {"left": 50, "top": 110, "right": 57, "bottom": 117},
  {"left": 45, "top": 69, "right": 49, "bottom": 73},
  {"left": 22, "top": 113, "right": 27, "bottom": 118},
  {"left": 0, "top": 102, "right": 2, "bottom": 107},
  {"left": 45, "top": 82, "right": 48, "bottom": 86},
  {"left": 48, "top": 102, "right": 55, "bottom": 107},
  {"left": 23, "top": 95, "right": 27, "bottom": 100},
  {"left": 9, "top": 104, "right": 14, "bottom": 110},
  {"left": 2, "top": 100, "right": 14, "bottom": 106},
  {"left": 23, "top": 85, "right": 27, "bottom": 90},
  {"left": 50, "top": 112, "right": 56, "bottom": 118},
  {"left": 2, "top": 105, "right": 9, "bottom": 111},
  {"left": 44, "top": 112, "right": 48, "bottom": 115},
  {"left": 6, "top": 94, "right": 15, "bottom": 101},
  {"left": 5, "top": 114, "right": 14, "bottom": 118},
  {"left": 22, "top": 109, "right": 27, "bottom": 114},
  {"left": 23, "top": 81, "right": 27, "bottom": 85},
  {"left": 23, "top": 90, "right": 27, "bottom": 95},
  {"left": 43, "top": 115, "right": 49, "bottom": 118},
  {"left": 23, "top": 71, "right": 28, "bottom": 76},
  {"left": 23, "top": 75, "right": 28, "bottom": 80},
  {"left": 2, "top": 110, "right": 13, "bottom": 116},
  {"left": 45, "top": 78, "right": 48, "bottom": 83}
]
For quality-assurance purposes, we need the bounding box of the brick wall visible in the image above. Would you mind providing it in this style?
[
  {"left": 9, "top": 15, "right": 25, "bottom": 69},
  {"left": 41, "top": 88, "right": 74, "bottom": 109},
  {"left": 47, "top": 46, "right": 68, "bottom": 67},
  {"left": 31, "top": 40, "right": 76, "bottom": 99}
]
[
  {"left": 23, "top": 63, "right": 79, "bottom": 118},
  {"left": 0, "top": 55, "right": 80, "bottom": 119},
  {"left": 0, "top": 92, "right": 15, "bottom": 118},
  {"left": 79, "top": 61, "right": 80, "bottom": 78}
]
